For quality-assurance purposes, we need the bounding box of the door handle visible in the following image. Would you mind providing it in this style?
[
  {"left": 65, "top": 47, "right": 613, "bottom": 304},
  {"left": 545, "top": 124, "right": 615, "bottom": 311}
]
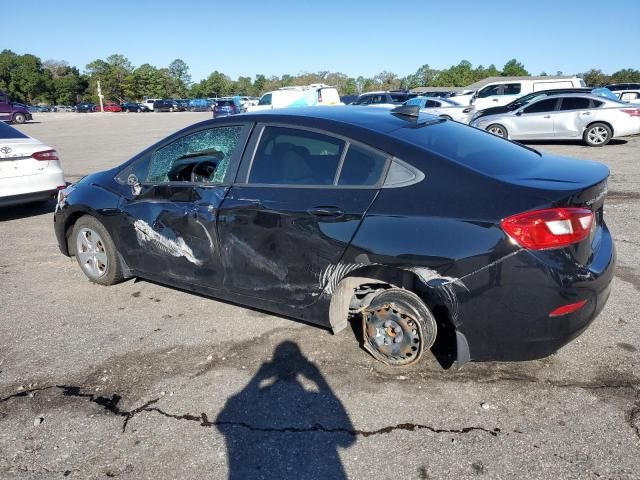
[
  {"left": 581, "top": 112, "right": 591, "bottom": 115},
  {"left": 492, "top": 98, "right": 499, "bottom": 102},
  {"left": 543, "top": 115, "right": 551, "bottom": 118},
  {"left": 307, "top": 206, "right": 344, "bottom": 217}
]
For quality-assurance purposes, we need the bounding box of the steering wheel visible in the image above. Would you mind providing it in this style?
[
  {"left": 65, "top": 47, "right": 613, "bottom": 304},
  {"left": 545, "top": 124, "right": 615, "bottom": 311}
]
[{"left": 191, "top": 161, "right": 217, "bottom": 183}]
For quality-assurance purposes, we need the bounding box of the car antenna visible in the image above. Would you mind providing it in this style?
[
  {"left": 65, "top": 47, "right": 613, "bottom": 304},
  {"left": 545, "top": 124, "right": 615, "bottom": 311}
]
[{"left": 391, "top": 105, "right": 420, "bottom": 120}]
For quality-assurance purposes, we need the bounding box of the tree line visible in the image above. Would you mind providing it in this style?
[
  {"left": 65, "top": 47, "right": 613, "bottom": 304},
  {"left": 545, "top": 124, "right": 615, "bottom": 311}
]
[{"left": 1, "top": 49, "right": 638, "bottom": 105}]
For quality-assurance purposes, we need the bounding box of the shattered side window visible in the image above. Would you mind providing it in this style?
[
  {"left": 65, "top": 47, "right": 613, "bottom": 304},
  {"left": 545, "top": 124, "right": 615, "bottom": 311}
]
[{"left": 147, "top": 126, "right": 242, "bottom": 183}]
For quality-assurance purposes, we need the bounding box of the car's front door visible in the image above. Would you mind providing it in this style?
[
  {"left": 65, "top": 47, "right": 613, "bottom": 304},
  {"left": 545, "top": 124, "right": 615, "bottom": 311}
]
[
  {"left": 510, "top": 97, "right": 559, "bottom": 139},
  {"left": 116, "top": 124, "right": 251, "bottom": 288},
  {"left": 217, "top": 125, "right": 389, "bottom": 307},
  {"left": 553, "top": 97, "right": 600, "bottom": 138}
]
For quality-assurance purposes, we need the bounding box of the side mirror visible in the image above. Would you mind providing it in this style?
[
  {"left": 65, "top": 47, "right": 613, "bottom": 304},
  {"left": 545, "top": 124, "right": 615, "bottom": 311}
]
[
  {"left": 515, "top": 111, "right": 523, "bottom": 116},
  {"left": 127, "top": 173, "right": 142, "bottom": 196}
]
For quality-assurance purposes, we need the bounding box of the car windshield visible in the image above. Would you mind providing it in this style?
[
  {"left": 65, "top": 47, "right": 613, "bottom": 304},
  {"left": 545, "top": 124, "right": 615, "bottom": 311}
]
[
  {"left": 0, "top": 121, "right": 28, "bottom": 139},
  {"left": 217, "top": 100, "right": 234, "bottom": 107}
]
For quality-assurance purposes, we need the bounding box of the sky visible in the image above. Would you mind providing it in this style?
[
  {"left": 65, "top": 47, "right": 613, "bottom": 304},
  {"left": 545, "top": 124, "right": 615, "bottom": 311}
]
[{"left": 3, "top": 0, "right": 638, "bottom": 82}]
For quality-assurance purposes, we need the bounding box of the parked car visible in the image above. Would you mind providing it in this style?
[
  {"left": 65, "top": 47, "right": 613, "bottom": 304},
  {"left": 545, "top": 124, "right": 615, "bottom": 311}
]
[
  {"left": 0, "top": 92, "right": 33, "bottom": 124},
  {"left": 471, "top": 88, "right": 594, "bottom": 121},
  {"left": 470, "top": 93, "right": 640, "bottom": 146},
  {"left": 142, "top": 98, "right": 161, "bottom": 111},
  {"left": 352, "top": 91, "right": 414, "bottom": 108},
  {"left": 248, "top": 84, "right": 342, "bottom": 112},
  {"left": 76, "top": 103, "right": 97, "bottom": 113},
  {"left": 0, "top": 121, "right": 65, "bottom": 206},
  {"left": 121, "top": 102, "right": 143, "bottom": 112},
  {"left": 138, "top": 103, "right": 151, "bottom": 112},
  {"left": 605, "top": 83, "right": 640, "bottom": 92},
  {"left": 404, "top": 96, "right": 475, "bottom": 123},
  {"left": 465, "top": 77, "right": 586, "bottom": 110},
  {"left": 153, "top": 99, "right": 185, "bottom": 112},
  {"left": 188, "top": 98, "right": 210, "bottom": 112},
  {"left": 53, "top": 106, "right": 614, "bottom": 367},
  {"left": 213, "top": 98, "right": 241, "bottom": 117},
  {"left": 176, "top": 99, "right": 189, "bottom": 110},
  {"left": 340, "top": 95, "right": 358, "bottom": 105},
  {"left": 616, "top": 90, "right": 640, "bottom": 104},
  {"left": 97, "top": 103, "right": 123, "bottom": 113},
  {"left": 55, "top": 105, "right": 74, "bottom": 112}
]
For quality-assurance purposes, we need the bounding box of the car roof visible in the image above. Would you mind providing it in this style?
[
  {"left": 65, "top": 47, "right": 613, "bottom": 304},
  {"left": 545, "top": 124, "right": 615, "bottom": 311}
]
[
  {"left": 234, "top": 106, "right": 427, "bottom": 134},
  {"left": 526, "top": 93, "right": 620, "bottom": 105}
]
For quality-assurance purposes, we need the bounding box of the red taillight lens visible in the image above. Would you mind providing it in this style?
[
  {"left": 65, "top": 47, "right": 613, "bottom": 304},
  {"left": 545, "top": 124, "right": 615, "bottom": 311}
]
[
  {"left": 549, "top": 299, "right": 588, "bottom": 317},
  {"left": 622, "top": 108, "right": 640, "bottom": 117},
  {"left": 32, "top": 149, "right": 59, "bottom": 161},
  {"left": 500, "top": 208, "right": 594, "bottom": 250}
]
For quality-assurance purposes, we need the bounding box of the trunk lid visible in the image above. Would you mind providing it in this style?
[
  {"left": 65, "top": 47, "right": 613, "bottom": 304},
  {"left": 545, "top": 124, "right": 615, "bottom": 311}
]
[{"left": 0, "top": 139, "right": 52, "bottom": 179}]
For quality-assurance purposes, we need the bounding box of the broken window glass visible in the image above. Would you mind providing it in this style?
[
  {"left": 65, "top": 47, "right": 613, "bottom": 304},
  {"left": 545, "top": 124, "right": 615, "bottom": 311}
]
[{"left": 147, "top": 126, "right": 242, "bottom": 183}]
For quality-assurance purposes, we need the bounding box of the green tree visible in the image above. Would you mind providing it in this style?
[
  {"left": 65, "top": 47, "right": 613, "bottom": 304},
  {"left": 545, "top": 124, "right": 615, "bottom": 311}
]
[
  {"left": 501, "top": 59, "right": 529, "bottom": 77},
  {"left": 235, "top": 76, "right": 253, "bottom": 95},
  {"left": 168, "top": 58, "right": 191, "bottom": 98},
  {"left": 610, "top": 68, "right": 640, "bottom": 83},
  {"left": 404, "top": 64, "right": 440, "bottom": 88},
  {"left": 10, "top": 54, "right": 48, "bottom": 103},
  {"left": 432, "top": 60, "right": 476, "bottom": 87},
  {"left": 581, "top": 69, "right": 611, "bottom": 87},
  {"left": 86, "top": 54, "right": 134, "bottom": 103},
  {"left": 252, "top": 74, "right": 266, "bottom": 96}
]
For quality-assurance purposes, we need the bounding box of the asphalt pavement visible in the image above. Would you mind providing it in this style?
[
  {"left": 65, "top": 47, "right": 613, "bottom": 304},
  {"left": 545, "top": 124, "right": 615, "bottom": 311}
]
[{"left": 1, "top": 111, "right": 638, "bottom": 479}]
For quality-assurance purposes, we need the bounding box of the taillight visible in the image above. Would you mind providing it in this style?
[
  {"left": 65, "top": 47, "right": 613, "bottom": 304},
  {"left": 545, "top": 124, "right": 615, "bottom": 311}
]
[
  {"left": 318, "top": 90, "right": 323, "bottom": 103},
  {"left": 622, "top": 108, "right": 640, "bottom": 117},
  {"left": 32, "top": 149, "right": 59, "bottom": 161},
  {"left": 549, "top": 299, "right": 588, "bottom": 317},
  {"left": 500, "top": 208, "right": 594, "bottom": 250}
]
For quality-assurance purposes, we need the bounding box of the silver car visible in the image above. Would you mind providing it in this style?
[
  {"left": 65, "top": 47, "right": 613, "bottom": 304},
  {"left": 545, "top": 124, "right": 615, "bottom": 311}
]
[
  {"left": 470, "top": 93, "right": 640, "bottom": 146},
  {"left": 404, "top": 96, "right": 475, "bottom": 123}
]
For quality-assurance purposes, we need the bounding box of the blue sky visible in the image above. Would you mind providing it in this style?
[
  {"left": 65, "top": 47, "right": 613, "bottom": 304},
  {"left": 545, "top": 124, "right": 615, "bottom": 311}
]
[{"left": 4, "top": 0, "right": 638, "bottom": 81}]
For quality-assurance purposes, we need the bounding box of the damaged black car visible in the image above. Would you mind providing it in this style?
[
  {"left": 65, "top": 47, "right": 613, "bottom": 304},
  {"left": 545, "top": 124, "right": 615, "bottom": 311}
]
[{"left": 54, "top": 107, "right": 615, "bottom": 367}]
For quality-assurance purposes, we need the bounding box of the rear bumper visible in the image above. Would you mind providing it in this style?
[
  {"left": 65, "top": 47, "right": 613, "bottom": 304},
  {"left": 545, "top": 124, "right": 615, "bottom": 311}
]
[
  {"left": 455, "top": 225, "right": 616, "bottom": 362},
  {"left": 0, "top": 188, "right": 59, "bottom": 207}
]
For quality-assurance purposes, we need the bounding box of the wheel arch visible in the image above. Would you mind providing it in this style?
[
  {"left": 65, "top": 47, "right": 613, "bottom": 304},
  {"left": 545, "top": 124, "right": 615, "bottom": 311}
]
[
  {"left": 328, "top": 264, "right": 466, "bottom": 368},
  {"left": 585, "top": 120, "right": 614, "bottom": 137}
]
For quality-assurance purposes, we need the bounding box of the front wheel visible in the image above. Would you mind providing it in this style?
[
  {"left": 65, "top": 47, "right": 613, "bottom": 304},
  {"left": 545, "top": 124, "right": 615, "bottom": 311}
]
[
  {"left": 169, "top": 107, "right": 174, "bottom": 112},
  {"left": 72, "top": 216, "right": 125, "bottom": 286},
  {"left": 486, "top": 124, "right": 508, "bottom": 138},
  {"left": 13, "top": 113, "right": 26, "bottom": 124},
  {"left": 362, "top": 289, "right": 437, "bottom": 366},
  {"left": 583, "top": 123, "right": 612, "bottom": 147}
]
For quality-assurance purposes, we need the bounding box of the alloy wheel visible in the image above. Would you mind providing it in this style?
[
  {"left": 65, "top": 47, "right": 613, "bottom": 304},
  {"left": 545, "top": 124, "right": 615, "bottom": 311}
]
[
  {"left": 76, "top": 227, "right": 109, "bottom": 279},
  {"left": 587, "top": 126, "right": 609, "bottom": 145}
]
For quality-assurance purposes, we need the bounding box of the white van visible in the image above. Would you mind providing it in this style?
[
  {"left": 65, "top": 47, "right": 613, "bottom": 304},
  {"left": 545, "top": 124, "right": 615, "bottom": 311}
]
[
  {"left": 142, "top": 98, "right": 161, "bottom": 111},
  {"left": 470, "top": 77, "right": 586, "bottom": 110},
  {"left": 248, "top": 84, "right": 342, "bottom": 112}
]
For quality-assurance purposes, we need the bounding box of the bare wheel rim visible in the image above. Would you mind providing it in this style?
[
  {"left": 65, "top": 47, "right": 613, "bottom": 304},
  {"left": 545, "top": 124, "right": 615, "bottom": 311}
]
[
  {"left": 488, "top": 125, "right": 505, "bottom": 137},
  {"left": 364, "top": 302, "right": 423, "bottom": 366},
  {"left": 587, "top": 126, "right": 608, "bottom": 144},
  {"left": 76, "top": 227, "right": 109, "bottom": 278}
]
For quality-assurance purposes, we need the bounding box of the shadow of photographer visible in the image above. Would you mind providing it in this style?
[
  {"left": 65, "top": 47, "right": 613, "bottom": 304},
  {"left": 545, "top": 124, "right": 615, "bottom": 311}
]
[{"left": 216, "top": 340, "right": 355, "bottom": 479}]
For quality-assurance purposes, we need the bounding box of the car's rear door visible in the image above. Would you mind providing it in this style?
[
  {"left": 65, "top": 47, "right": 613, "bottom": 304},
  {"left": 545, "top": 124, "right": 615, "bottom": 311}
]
[
  {"left": 116, "top": 123, "right": 251, "bottom": 288},
  {"left": 553, "top": 97, "right": 600, "bottom": 138},
  {"left": 217, "top": 124, "right": 389, "bottom": 307}
]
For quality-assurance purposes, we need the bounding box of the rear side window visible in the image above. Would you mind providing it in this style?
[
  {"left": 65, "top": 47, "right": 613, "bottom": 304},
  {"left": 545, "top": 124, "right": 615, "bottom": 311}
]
[
  {"left": 147, "top": 126, "right": 244, "bottom": 183},
  {"left": 390, "top": 94, "right": 407, "bottom": 103},
  {"left": 338, "top": 144, "right": 388, "bottom": 186},
  {"left": 425, "top": 100, "right": 440, "bottom": 108},
  {"left": 523, "top": 98, "right": 558, "bottom": 114},
  {"left": 559, "top": 97, "right": 591, "bottom": 110},
  {"left": 370, "top": 95, "right": 388, "bottom": 104},
  {"left": 248, "top": 127, "right": 345, "bottom": 185},
  {"left": 0, "top": 122, "right": 28, "bottom": 139}
]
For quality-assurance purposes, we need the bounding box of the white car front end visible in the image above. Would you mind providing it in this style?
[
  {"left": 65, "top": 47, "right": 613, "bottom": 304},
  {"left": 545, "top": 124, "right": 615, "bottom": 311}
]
[{"left": 0, "top": 126, "right": 66, "bottom": 207}]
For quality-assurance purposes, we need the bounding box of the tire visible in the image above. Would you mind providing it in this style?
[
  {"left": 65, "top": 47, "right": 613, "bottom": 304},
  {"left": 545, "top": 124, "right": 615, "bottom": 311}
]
[
  {"left": 486, "top": 124, "right": 508, "bottom": 138},
  {"left": 169, "top": 107, "right": 174, "bottom": 112},
  {"left": 583, "top": 123, "right": 612, "bottom": 147},
  {"left": 72, "top": 216, "right": 125, "bottom": 286},
  {"left": 125, "top": 108, "right": 130, "bottom": 113},
  {"left": 13, "top": 112, "right": 26, "bottom": 124},
  {"left": 362, "top": 288, "right": 437, "bottom": 366}
]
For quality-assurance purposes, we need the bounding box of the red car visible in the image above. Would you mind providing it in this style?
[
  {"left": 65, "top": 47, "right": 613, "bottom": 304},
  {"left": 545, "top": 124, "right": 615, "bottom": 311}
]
[{"left": 95, "top": 103, "right": 122, "bottom": 112}]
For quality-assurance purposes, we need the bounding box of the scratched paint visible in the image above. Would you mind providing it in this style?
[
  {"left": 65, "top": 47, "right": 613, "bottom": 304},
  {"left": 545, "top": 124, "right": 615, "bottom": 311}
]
[
  {"left": 133, "top": 220, "right": 203, "bottom": 266},
  {"left": 319, "top": 263, "right": 368, "bottom": 295}
]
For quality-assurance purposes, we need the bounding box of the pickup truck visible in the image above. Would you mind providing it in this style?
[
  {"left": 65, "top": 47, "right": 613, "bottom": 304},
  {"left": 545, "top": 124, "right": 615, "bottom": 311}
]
[{"left": 0, "top": 91, "right": 33, "bottom": 124}]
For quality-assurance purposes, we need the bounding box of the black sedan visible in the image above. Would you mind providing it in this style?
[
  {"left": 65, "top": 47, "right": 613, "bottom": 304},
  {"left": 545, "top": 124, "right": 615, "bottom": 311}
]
[
  {"left": 121, "top": 102, "right": 143, "bottom": 112},
  {"left": 53, "top": 107, "right": 615, "bottom": 367}
]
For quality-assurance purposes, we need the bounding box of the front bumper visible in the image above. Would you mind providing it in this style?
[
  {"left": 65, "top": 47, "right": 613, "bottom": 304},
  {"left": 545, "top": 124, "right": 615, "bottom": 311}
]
[{"left": 454, "top": 225, "right": 616, "bottom": 362}]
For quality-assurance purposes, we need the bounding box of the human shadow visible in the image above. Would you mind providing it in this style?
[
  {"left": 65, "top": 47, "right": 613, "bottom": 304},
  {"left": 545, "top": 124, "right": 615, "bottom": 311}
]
[{"left": 216, "top": 341, "right": 355, "bottom": 479}]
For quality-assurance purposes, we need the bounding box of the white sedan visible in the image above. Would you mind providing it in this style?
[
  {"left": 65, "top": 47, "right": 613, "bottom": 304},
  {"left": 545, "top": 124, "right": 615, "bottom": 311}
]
[
  {"left": 470, "top": 93, "right": 640, "bottom": 147},
  {"left": 404, "top": 96, "right": 475, "bottom": 123},
  {"left": 0, "top": 122, "right": 65, "bottom": 206}
]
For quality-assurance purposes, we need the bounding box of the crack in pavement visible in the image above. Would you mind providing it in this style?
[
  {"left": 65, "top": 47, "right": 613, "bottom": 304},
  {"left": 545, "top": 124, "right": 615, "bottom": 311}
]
[
  {"left": 146, "top": 407, "right": 501, "bottom": 437},
  {"left": 626, "top": 392, "right": 640, "bottom": 441},
  {"left": 1, "top": 384, "right": 500, "bottom": 438}
]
